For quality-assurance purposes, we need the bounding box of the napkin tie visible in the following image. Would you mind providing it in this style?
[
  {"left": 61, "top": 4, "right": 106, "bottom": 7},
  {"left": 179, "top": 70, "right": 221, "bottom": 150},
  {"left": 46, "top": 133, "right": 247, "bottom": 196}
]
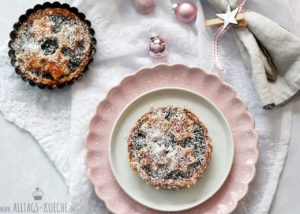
[{"left": 213, "top": 0, "right": 246, "bottom": 72}]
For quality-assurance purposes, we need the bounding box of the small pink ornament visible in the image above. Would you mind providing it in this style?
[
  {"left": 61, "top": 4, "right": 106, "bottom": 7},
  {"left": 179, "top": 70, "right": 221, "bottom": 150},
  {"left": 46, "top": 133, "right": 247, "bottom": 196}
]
[
  {"left": 134, "top": 0, "right": 156, "bottom": 15},
  {"left": 149, "top": 33, "right": 167, "bottom": 57},
  {"left": 172, "top": 2, "right": 197, "bottom": 23}
]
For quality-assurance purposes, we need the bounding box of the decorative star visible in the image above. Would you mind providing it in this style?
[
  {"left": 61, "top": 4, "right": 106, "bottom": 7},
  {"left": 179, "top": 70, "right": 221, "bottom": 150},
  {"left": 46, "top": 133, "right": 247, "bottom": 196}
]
[{"left": 216, "top": 5, "right": 240, "bottom": 29}]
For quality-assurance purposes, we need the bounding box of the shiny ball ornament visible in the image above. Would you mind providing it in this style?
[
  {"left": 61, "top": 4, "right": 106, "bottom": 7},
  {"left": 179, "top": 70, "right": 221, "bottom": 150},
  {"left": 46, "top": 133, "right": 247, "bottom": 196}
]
[
  {"left": 172, "top": 2, "right": 197, "bottom": 23},
  {"left": 149, "top": 33, "right": 167, "bottom": 57},
  {"left": 134, "top": 0, "right": 156, "bottom": 15}
]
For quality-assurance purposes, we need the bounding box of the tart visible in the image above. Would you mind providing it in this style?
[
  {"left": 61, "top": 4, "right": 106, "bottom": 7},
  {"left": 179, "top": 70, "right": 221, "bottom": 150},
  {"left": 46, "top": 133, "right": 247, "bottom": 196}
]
[
  {"left": 8, "top": 2, "right": 96, "bottom": 89},
  {"left": 128, "top": 106, "right": 213, "bottom": 190}
]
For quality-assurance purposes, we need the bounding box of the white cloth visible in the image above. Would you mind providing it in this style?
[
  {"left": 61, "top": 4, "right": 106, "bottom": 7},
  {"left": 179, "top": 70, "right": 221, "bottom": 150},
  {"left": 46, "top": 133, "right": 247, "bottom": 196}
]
[
  {"left": 0, "top": 0, "right": 297, "bottom": 213},
  {"left": 207, "top": 0, "right": 300, "bottom": 109}
]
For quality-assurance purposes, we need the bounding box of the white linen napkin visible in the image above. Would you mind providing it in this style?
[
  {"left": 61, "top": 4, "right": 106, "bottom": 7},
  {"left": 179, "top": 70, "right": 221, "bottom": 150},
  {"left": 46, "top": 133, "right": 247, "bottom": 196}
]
[
  {"left": 207, "top": 0, "right": 300, "bottom": 109},
  {"left": 0, "top": 0, "right": 297, "bottom": 213}
]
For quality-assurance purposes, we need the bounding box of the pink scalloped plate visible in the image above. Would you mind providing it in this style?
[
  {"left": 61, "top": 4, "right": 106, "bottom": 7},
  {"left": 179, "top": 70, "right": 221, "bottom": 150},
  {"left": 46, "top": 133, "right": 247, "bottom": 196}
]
[{"left": 86, "top": 64, "right": 259, "bottom": 214}]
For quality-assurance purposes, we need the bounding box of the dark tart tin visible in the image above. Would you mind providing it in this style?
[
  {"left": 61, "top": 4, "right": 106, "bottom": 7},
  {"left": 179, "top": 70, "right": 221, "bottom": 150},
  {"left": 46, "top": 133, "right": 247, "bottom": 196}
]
[{"left": 8, "top": 1, "right": 97, "bottom": 89}]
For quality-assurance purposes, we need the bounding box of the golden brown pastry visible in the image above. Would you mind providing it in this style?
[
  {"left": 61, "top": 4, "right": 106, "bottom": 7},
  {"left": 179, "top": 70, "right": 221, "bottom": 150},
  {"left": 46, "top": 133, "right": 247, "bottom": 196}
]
[
  {"left": 128, "top": 106, "right": 213, "bottom": 190},
  {"left": 9, "top": 3, "right": 96, "bottom": 88}
]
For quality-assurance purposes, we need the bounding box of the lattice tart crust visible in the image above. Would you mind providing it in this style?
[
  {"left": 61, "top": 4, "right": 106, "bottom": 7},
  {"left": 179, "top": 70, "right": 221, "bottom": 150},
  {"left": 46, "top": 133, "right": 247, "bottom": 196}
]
[
  {"left": 128, "top": 106, "right": 213, "bottom": 190},
  {"left": 9, "top": 2, "right": 96, "bottom": 88}
]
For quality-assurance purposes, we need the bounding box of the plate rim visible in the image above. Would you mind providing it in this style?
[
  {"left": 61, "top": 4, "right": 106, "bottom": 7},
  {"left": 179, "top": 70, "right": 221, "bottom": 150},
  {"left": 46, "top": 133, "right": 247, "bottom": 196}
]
[
  {"left": 86, "top": 63, "right": 259, "bottom": 214},
  {"left": 108, "top": 87, "right": 235, "bottom": 212}
]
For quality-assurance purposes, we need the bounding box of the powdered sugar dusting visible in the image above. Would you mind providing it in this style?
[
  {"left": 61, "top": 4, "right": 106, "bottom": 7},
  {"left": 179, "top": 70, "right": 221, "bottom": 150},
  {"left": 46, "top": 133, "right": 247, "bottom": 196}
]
[
  {"left": 128, "top": 106, "right": 212, "bottom": 189},
  {"left": 11, "top": 7, "right": 93, "bottom": 85}
]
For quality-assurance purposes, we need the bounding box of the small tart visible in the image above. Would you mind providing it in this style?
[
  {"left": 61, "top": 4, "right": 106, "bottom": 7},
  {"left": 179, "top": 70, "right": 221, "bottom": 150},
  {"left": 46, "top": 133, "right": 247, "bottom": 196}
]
[
  {"left": 8, "top": 2, "right": 96, "bottom": 89},
  {"left": 128, "top": 106, "right": 213, "bottom": 190}
]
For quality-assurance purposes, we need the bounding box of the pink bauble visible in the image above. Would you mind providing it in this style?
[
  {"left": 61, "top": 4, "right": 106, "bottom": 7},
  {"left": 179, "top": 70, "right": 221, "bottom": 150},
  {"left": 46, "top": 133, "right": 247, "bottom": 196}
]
[
  {"left": 134, "top": 0, "right": 156, "bottom": 15},
  {"left": 149, "top": 34, "right": 167, "bottom": 57},
  {"left": 174, "top": 2, "right": 197, "bottom": 23}
]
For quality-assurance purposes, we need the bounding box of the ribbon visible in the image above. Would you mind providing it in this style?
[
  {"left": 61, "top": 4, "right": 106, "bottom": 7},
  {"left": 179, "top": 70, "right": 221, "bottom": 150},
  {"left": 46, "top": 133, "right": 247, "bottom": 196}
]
[{"left": 213, "top": 0, "right": 247, "bottom": 74}]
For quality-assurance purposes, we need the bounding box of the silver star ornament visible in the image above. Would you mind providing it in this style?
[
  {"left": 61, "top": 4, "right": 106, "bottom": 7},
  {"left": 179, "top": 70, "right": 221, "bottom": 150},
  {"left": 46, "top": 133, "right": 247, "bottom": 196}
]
[{"left": 216, "top": 5, "right": 240, "bottom": 29}]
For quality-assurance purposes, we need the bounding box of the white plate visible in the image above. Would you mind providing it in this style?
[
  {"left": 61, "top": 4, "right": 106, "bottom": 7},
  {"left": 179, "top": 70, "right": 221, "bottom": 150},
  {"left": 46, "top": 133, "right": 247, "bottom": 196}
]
[{"left": 109, "top": 87, "right": 234, "bottom": 212}]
